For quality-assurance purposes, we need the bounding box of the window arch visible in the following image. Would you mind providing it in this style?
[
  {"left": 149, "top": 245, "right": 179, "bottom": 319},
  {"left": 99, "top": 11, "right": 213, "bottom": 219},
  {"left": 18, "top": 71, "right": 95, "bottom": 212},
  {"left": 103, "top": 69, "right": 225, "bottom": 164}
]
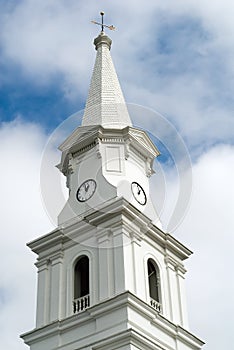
[
  {"left": 147, "top": 258, "right": 161, "bottom": 312},
  {"left": 73, "top": 255, "right": 90, "bottom": 313}
]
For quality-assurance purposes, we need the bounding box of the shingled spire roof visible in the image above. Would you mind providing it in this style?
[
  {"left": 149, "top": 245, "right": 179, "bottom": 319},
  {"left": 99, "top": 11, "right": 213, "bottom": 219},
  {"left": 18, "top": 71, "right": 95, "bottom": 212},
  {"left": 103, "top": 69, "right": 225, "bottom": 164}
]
[{"left": 82, "top": 32, "right": 132, "bottom": 129}]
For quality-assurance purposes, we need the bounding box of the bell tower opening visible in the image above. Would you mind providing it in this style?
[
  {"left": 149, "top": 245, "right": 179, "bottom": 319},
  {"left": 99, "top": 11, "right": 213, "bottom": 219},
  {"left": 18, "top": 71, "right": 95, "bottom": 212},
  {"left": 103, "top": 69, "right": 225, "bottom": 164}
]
[
  {"left": 147, "top": 258, "right": 161, "bottom": 312},
  {"left": 73, "top": 255, "right": 90, "bottom": 313}
]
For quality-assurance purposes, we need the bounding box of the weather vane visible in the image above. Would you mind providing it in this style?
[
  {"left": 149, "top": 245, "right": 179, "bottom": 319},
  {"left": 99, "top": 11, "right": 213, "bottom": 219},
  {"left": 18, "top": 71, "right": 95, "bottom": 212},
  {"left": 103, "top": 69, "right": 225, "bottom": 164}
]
[{"left": 91, "top": 11, "right": 115, "bottom": 31}]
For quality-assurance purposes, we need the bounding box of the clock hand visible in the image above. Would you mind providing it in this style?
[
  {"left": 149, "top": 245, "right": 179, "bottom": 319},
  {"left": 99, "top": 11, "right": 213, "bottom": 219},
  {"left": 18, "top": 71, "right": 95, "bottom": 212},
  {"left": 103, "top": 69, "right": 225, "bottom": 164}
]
[{"left": 137, "top": 185, "right": 141, "bottom": 195}]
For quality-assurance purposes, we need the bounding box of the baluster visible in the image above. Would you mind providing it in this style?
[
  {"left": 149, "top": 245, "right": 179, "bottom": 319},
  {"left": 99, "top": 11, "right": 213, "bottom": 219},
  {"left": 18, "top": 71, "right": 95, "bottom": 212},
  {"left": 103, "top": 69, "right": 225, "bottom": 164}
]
[
  {"left": 73, "top": 301, "right": 76, "bottom": 313},
  {"left": 73, "top": 295, "right": 90, "bottom": 314}
]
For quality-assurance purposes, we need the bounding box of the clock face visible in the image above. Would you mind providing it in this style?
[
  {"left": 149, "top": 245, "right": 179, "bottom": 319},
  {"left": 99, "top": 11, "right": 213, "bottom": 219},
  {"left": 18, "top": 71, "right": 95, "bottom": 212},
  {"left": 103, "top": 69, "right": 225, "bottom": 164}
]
[
  {"left": 76, "top": 179, "right": 97, "bottom": 202},
  {"left": 131, "top": 182, "right": 147, "bottom": 205}
]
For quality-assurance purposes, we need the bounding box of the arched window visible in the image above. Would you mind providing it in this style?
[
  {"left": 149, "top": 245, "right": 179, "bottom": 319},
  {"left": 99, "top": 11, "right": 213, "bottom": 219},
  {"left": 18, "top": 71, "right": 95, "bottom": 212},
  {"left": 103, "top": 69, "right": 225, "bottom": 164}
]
[
  {"left": 73, "top": 256, "right": 90, "bottom": 313},
  {"left": 147, "top": 259, "right": 161, "bottom": 312}
]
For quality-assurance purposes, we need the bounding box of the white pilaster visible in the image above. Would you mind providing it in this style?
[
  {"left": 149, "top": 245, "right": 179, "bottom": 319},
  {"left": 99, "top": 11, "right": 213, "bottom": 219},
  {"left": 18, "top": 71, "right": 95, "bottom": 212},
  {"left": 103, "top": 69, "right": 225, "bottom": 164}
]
[
  {"left": 176, "top": 264, "right": 189, "bottom": 328},
  {"left": 35, "top": 260, "right": 49, "bottom": 327},
  {"left": 96, "top": 229, "right": 112, "bottom": 300},
  {"left": 49, "top": 252, "right": 64, "bottom": 322},
  {"left": 113, "top": 228, "right": 125, "bottom": 294}
]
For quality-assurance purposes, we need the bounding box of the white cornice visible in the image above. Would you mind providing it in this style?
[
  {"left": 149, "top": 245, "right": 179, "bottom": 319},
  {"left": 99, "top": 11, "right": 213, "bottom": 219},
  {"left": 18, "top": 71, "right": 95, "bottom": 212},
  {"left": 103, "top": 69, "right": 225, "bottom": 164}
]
[
  {"left": 27, "top": 197, "right": 192, "bottom": 261},
  {"left": 57, "top": 126, "right": 159, "bottom": 176},
  {"left": 21, "top": 291, "right": 204, "bottom": 349}
]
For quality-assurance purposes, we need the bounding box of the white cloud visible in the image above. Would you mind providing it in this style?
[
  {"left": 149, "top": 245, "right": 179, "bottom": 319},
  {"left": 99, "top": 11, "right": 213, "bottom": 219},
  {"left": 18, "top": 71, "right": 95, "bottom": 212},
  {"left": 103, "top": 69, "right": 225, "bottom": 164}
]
[
  {"left": 0, "top": 1, "right": 96, "bottom": 97},
  {"left": 1, "top": 1, "right": 234, "bottom": 128},
  {"left": 175, "top": 144, "right": 234, "bottom": 349},
  {"left": 0, "top": 119, "right": 54, "bottom": 349}
]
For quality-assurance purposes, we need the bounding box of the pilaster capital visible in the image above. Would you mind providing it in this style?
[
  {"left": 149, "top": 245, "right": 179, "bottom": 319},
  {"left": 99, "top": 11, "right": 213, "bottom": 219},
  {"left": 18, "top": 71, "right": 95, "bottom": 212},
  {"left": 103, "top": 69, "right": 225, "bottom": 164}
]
[
  {"left": 175, "top": 264, "right": 187, "bottom": 276},
  {"left": 50, "top": 251, "right": 64, "bottom": 266},
  {"left": 96, "top": 228, "right": 111, "bottom": 245},
  {"left": 129, "top": 230, "right": 143, "bottom": 246},
  {"left": 165, "top": 255, "right": 186, "bottom": 275},
  {"left": 165, "top": 255, "right": 180, "bottom": 270},
  {"left": 35, "top": 258, "right": 49, "bottom": 271}
]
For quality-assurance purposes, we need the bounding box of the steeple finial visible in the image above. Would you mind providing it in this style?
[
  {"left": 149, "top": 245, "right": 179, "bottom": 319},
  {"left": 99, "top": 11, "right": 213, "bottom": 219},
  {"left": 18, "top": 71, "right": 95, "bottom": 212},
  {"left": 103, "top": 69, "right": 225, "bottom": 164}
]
[{"left": 91, "top": 11, "right": 116, "bottom": 33}]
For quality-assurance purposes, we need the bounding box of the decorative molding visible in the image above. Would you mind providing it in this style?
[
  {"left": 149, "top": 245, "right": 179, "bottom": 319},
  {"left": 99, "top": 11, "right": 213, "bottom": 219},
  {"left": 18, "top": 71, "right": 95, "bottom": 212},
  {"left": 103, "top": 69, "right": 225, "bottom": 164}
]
[
  {"left": 164, "top": 255, "right": 186, "bottom": 275},
  {"left": 50, "top": 251, "right": 64, "bottom": 266},
  {"left": 124, "top": 138, "right": 131, "bottom": 159},
  {"left": 164, "top": 255, "right": 177, "bottom": 270},
  {"left": 129, "top": 230, "right": 143, "bottom": 246},
  {"left": 175, "top": 264, "right": 187, "bottom": 276},
  {"left": 95, "top": 138, "right": 102, "bottom": 159},
  {"left": 27, "top": 229, "right": 65, "bottom": 255},
  {"left": 101, "top": 137, "right": 124, "bottom": 143},
  {"left": 72, "top": 140, "right": 96, "bottom": 158},
  {"left": 35, "top": 252, "right": 64, "bottom": 270},
  {"left": 95, "top": 228, "right": 112, "bottom": 244},
  {"left": 129, "top": 128, "right": 160, "bottom": 157},
  {"left": 146, "top": 157, "right": 153, "bottom": 177},
  {"left": 21, "top": 289, "right": 204, "bottom": 350},
  {"left": 65, "top": 153, "right": 74, "bottom": 189},
  {"left": 35, "top": 259, "right": 49, "bottom": 271},
  {"left": 67, "top": 153, "right": 74, "bottom": 173}
]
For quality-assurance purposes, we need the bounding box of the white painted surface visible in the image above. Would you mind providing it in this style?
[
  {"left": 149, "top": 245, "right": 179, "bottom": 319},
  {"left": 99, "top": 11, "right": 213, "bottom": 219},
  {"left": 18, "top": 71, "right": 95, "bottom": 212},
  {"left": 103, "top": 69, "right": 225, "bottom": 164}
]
[
  {"left": 58, "top": 127, "right": 162, "bottom": 229},
  {"left": 21, "top": 32, "right": 203, "bottom": 350},
  {"left": 82, "top": 33, "right": 132, "bottom": 129}
]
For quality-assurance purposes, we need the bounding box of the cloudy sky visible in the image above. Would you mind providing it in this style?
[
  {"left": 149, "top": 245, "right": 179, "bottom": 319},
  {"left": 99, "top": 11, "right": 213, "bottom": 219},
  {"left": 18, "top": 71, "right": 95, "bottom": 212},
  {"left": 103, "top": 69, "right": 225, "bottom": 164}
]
[{"left": 0, "top": 1, "right": 233, "bottom": 349}]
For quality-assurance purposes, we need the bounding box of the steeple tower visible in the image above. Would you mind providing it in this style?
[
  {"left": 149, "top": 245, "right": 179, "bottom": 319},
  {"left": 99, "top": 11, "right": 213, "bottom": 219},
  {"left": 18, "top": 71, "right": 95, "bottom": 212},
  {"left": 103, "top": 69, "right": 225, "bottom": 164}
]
[
  {"left": 56, "top": 23, "right": 161, "bottom": 227},
  {"left": 21, "top": 16, "right": 204, "bottom": 350},
  {"left": 82, "top": 31, "right": 132, "bottom": 128}
]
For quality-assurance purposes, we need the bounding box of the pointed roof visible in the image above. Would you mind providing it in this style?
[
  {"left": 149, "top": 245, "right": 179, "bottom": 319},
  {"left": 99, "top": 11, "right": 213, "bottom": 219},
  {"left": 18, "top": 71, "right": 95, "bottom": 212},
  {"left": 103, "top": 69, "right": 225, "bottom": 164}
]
[{"left": 82, "top": 32, "right": 132, "bottom": 129}]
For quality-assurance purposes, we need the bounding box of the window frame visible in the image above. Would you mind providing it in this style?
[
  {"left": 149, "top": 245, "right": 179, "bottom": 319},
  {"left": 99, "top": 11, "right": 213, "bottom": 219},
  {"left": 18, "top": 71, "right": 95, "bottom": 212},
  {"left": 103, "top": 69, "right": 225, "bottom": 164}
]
[
  {"left": 73, "top": 255, "right": 90, "bottom": 300},
  {"left": 145, "top": 257, "right": 162, "bottom": 313}
]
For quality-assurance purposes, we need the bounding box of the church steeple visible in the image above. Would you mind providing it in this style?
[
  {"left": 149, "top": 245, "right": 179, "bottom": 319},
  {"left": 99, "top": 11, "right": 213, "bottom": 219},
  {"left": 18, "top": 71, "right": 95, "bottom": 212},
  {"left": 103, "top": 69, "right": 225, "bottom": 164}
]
[
  {"left": 82, "top": 30, "right": 132, "bottom": 128},
  {"left": 21, "top": 15, "right": 204, "bottom": 350},
  {"left": 56, "top": 20, "right": 161, "bottom": 227}
]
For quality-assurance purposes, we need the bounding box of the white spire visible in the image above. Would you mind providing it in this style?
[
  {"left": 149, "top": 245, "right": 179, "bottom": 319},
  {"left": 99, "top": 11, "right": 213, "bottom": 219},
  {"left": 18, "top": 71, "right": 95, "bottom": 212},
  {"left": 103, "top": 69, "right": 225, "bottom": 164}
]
[{"left": 82, "top": 32, "right": 132, "bottom": 129}]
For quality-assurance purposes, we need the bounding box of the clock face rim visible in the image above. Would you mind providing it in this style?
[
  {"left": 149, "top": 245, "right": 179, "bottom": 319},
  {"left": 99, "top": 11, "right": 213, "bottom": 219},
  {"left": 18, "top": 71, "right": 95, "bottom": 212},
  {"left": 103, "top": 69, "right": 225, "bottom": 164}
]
[
  {"left": 76, "top": 179, "right": 97, "bottom": 202},
  {"left": 131, "top": 181, "right": 147, "bottom": 205}
]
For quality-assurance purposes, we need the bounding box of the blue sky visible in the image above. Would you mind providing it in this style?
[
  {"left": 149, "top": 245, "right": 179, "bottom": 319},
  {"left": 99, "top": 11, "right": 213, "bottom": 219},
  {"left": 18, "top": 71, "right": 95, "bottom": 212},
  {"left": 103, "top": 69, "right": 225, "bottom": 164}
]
[
  {"left": 1, "top": 0, "right": 233, "bottom": 150},
  {"left": 0, "top": 1, "right": 234, "bottom": 349}
]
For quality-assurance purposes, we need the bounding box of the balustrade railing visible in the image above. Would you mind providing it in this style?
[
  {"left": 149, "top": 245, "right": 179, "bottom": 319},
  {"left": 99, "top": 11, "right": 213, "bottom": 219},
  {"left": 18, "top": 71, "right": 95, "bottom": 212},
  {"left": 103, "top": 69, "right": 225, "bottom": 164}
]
[
  {"left": 73, "top": 295, "right": 160, "bottom": 314},
  {"left": 73, "top": 294, "right": 90, "bottom": 314},
  {"left": 150, "top": 297, "right": 161, "bottom": 312}
]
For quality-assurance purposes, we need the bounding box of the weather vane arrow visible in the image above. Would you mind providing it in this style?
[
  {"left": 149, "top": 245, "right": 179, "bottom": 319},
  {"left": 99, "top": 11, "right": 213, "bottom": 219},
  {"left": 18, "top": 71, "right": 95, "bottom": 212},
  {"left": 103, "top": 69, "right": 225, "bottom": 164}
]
[{"left": 91, "top": 11, "right": 115, "bottom": 31}]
